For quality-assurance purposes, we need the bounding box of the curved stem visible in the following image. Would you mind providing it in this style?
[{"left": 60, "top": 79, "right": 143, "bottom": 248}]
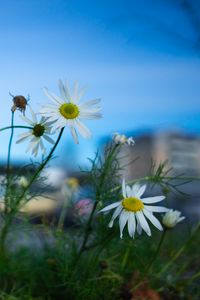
[
  {"left": 0, "top": 128, "right": 64, "bottom": 256},
  {"left": 0, "top": 125, "right": 32, "bottom": 132},
  {"left": 16, "top": 127, "right": 64, "bottom": 206},
  {"left": 158, "top": 223, "right": 200, "bottom": 276},
  {"left": 131, "top": 229, "right": 167, "bottom": 292},
  {"left": 4, "top": 112, "right": 15, "bottom": 212},
  {"left": 146, "top": 229, "right": 167, "bottom": 273},
  {"left": 75, "top": 144, "right": 120, "bottom": 262}
]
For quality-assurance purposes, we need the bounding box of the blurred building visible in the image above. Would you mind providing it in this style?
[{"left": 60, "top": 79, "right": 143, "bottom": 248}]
[{"left": 120, "top": 130, "right": 200, "bottom": 180}]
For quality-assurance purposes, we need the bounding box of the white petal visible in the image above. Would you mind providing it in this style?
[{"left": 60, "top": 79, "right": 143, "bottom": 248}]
[
  {"left": 39, "top": 139, "right": 46, "bottom": 155},
  {"left": 108, "top": 205, "right": 123, "bottom": 227},
  {"left": 131, "top": 183, "right": 141, "bottom": 196},
  {"left": 58, "top": 80, "right": 69, "bottom": 101},
  {"left": 79, "top": 98, "right": 101, "bottom": 109},
  {"left": 122, "top": 178, "right": 126, "bottom": 198},
  {"left": 126, "top": 185, "right": 132, "bottom": 197},
  {"left": 119, "top": 210, "right": 129, "bottom": 239},
  {"left": 99, "top": 201, "right": 121, "bottom": 213},
  {"left": 127, "top": 212, "right": 136, "bottom": 238},
  {"left": 142, "top": 196, "right": 165, "bottom": 204},
  {"left": 43, "top": 135, "right": 55, "bottom": 144},
  {"left": 145, "top": 205, "right": 169, "bottom": 213},
  {"left": 137, "top": 221, "right": 142, "bottom": 235},
  {"left": 16, "top": 131, "right": 32, "bottom": 143},
  {"left": 135, "top": 185, "right": 147, "bottom": 198},
  {"left": 28, "top": 105, "right": 37, "bottom": 123},
  {"left": 20, "top": 115, "right": 34, "bottom": 126},
  {"left": 75, "top": 119, "right": 91, "bottom": 139},
  {"left": 43, "top": 87, "right": 63, "bottom": 105},
  {"left": 136, "top": 211, "right": 151, "bottom": 236},
  {"left": 143, "top": 209, "right": 163, "bottom": 231},
  {"left": 178, "top": 216, "right": 185, "bottom": 223},
  {"left": 70, "top": 126, "right": 79, "bottom": 144},
  {"left": 79, "top": 112, "right": 102, "bottom": 120}
]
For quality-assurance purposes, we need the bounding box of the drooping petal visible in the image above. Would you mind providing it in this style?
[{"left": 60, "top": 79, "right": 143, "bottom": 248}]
[
  {"left": 136, "top": 211, "right": 151, "bottom": 236},
  {"left": 137, "top": 220, "right": 142, "bottom": 235},
  {"left": 108, "top": 205, "right": 123, "bottom": 227},
  {"left": 143, "top": 208, "right": 163, "bottom": 231},
  {"left": 127, "top": 212, "right": 136, "bottom": 238},
  {"left": 119, "top": 210, "right": 129, "bottom": 238},
  {"left": 70, "top": 126, "right": 79, "bottom": 144},
  {"left": 75, "top": 119, "right": 92, "bottom": 139}
]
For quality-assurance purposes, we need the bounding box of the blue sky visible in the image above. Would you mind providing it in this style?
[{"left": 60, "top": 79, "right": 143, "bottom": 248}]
[{"left": 0, "top": 0, "right": 200, "bottom": 166}]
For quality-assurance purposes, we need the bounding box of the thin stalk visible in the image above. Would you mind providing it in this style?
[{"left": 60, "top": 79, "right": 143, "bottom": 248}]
[
  {"left": 16, "top": 127, "right": 64, "bottom": 206},
  {"left": 145, "top": 229, "right": 167, "bottom": 273},
  {"left": 0, "top": 127, "right": 64, "bottom": 255},
  {"left": 4, "top": 112, "right": 15, "bottom": 212},
  {"left": 0, "top": 125, "right": 32, "bottom": 132},
  {"left": 75, "top": 144, "right": 120, "bottom": 262},
  {"left": 158, "top": 223, "right": 200, "bottom": 276},
  {"left": 131, "top": 229, "right": 167, "bottom": 292}
]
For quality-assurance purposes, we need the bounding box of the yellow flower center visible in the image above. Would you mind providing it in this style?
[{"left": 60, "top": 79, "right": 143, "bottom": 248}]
[
  {"left": 122, "top": 197, "right": 144, "bottom": 212},
  {"left": 59, "top": 103, "right": 79, "bottom": 119},
  {"left": 33, "top": 124, "right": 45, "bottom": 137}
]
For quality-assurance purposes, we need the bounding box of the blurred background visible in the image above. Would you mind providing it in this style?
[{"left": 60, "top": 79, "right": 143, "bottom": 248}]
[{"left": 0, "top": 0, "right": 200, "bottom": 221}]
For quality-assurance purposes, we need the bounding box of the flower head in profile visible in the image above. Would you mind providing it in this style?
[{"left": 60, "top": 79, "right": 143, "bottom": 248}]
[
  {"left": 162, "top": 209, "right": 185, "bottom": 229},
  {"left": 16, "top": 106, "right": 55, "bottom": 157},
  {"left": 113, "top": 132, "right": 135, "bottom": 146},
  {"left": 40, "top": 80, "right": 102, "bottom": 143},
  {"left": 99, "top": 179, "right": 169, "bottom": 238}
]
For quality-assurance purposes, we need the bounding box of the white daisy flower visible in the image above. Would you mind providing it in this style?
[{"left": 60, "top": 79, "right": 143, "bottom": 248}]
[
  {"left": 113, "top": 133, "right": 135, "bottom": 146},
  {"left": 40, "top": 80, "right": 102, "bottom": 144},
  {"left": 162, "top": 209, "right": 185, "bottom": 229},
  {"left": 16, "top": 106, "right": 55, "bottom": 157},
  {"left": 99, "top": 180, "right": 169, "bottom": 239}
]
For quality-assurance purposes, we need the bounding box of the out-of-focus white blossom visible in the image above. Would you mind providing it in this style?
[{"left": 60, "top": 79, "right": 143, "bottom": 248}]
[
  {"left": 113, "top": 133, "right": 135, "bottom": 146},
  {"left": 162, "top": 209, "right": 185, "bottom": 229}
]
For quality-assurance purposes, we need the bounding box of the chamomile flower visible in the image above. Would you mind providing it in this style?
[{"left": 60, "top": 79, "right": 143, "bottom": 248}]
[
  {"left": 162, "top": 209, "right": 185, "bottom": 229},
  {"left": 16, "top": 106, "right": 55, "bottom": 157},
  {"left": 40, "top": 80, "right": 102, "bottom": 143},
  {"left": 99, "top": 180, "right": 169, "bottom": 239},
  {"left": 113, "top": 132, "right": 135, "bottom": 146}
]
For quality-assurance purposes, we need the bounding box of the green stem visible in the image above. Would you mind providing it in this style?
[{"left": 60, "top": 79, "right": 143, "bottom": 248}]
[
  {"left": 121, "top": 244, "right": 131, "bottom": 271},
  {"left": 158, "top": 223, "right": 200, "bottom": 276},
  {"left": 146, "top": 229, "right": 167, "bottom": 273},
  {"left": 0, "top": 128, "right": 64, "bottom": 255},
  {"left": 4, "top": 112, "right": 15, "bottom": 212},
  {"left": 75, "top": 144, "right": 120, "bottom": 262},
  {"left": 16, "top": 127, "right": 64, "bottom": 207},
  {"left": 0, "top": 125, "right": 32, "bottom": 132},
  {"left": 131, "top": 230, "right": 167, "bottom": 292}
]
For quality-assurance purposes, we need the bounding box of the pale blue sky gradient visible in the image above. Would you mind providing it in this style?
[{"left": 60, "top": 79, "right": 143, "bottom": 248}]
[{"left": 0, "top": 0, "right": 200, "bottom": 166}]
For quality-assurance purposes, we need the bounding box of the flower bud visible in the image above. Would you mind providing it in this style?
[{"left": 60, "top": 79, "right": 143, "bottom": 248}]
[{"left": 162, "top": 209, "right": 185, "bottom": 229}]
